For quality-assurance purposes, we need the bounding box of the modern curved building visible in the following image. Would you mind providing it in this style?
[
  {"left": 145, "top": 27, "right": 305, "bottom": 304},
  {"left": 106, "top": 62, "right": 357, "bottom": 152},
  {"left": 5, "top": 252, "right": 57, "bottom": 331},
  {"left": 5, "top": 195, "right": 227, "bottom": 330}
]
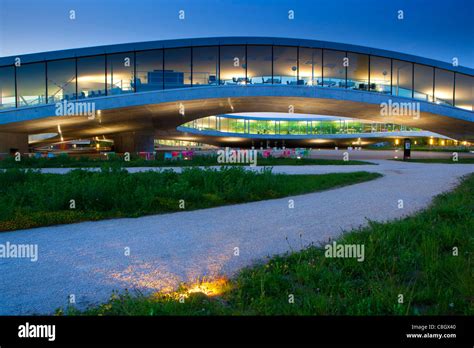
[
  {"left": 0, "top": 37, "right": 473, "bottom": 153},
  {"left": 175, "top": 113, "right": 451, "bottom": 148}
]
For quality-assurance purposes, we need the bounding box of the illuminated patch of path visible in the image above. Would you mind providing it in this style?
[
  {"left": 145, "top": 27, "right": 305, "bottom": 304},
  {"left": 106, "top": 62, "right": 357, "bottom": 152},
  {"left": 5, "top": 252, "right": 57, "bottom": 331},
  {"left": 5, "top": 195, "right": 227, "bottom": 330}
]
[{"left": 0, "top": 160, "right": 472, "bottom": 314}]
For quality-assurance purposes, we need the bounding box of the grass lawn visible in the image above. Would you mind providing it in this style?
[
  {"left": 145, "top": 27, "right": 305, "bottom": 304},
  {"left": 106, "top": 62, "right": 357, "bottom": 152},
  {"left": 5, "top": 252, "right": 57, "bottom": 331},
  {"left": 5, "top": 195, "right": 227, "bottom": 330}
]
[
  {"left": 0, "top": 154, "right": 373, "bottom": 168},
  {"left": 0, "top": 167, "right": 380, "bottom": 232},
  {"left": 63, "top": 173, "right": 474, "bottom": 316}
]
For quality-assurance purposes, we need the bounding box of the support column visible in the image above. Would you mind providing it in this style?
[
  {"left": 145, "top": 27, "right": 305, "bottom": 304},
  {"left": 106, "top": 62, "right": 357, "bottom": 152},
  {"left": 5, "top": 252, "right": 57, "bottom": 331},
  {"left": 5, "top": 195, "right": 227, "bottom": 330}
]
[
  {"left": 0, "top": 132, "right": 29, "bottom": 156},
  {"left": 110, "top": 131, "right": 155, "bottom": 153}
]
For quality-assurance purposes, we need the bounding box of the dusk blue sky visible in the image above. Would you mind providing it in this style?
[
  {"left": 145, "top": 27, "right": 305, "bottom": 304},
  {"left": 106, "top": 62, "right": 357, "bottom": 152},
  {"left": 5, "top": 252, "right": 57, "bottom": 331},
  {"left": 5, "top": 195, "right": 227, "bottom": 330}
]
[{"left": 1, "top": 0, "right": 473, "bottom": 68}]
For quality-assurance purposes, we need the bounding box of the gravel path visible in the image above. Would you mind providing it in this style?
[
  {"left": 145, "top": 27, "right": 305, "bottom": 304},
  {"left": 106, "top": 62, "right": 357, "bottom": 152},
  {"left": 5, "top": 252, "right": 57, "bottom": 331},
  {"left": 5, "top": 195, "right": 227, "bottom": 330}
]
[{"left": 0, "top": 160, "right": 472, "bottom": 315}]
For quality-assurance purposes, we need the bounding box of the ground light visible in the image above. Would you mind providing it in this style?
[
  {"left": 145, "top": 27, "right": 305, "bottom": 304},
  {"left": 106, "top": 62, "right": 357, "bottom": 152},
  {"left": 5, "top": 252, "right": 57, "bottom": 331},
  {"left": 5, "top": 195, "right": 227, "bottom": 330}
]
[
  {"left": 161, "top": 277, "right": 229, "bottom": 300},
  {"left": 185, "top": 278, "right": 228, "bottom": 297}
]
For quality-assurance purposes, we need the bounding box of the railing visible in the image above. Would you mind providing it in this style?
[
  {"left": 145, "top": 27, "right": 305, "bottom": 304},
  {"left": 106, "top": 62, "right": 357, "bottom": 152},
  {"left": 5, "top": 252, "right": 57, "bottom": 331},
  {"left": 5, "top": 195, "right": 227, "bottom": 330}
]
[{"left": 1, "top": 44, "right": 472, "bottom": 112}]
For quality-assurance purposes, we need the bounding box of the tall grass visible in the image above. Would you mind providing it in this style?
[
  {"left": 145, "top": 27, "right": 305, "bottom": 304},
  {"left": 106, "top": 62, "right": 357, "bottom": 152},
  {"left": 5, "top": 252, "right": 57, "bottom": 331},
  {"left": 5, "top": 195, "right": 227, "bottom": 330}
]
[
  {"left": 66, "top": 173, "right": 474, "bottom": 316},
  {"left": 0, "top": 168, "right": 380, "bottom": 231}
]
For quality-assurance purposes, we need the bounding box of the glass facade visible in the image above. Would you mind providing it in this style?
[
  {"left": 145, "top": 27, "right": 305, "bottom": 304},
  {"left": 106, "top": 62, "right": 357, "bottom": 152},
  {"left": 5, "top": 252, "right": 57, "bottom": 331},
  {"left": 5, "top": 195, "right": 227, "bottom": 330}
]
[
  {"left": 77, "top": 55, "right": 106, "bottom": 99},
  {"left": 219, "top": 45, "right": 246, "bottom": 85},
  {"left": 370, "top": 56, "right": 391, "bottom": 94},
  {"left": 247, "top": 45, "right": 272, "bottom": 84},
  {"left": 135, "top": 49, "right": 163, "bottom": 92},
  {"left": 0, "top": 66, "right": 15, "bottom": 109},
  {"left": 47, "top": 59, "right": 76, "bottom": 103},
  {"left": 192, "top": 46, "right": 219, "bottom": 86},
  {"left": 346, "top": 53, "right": 368, "bottom": 90},
  {"left": 273, "top": 46, "right": 297, "bottom": 84},
  {"left": 16, "top": 62, "right": 46, "bottom": 107},
  {"left": 164, "top": 48, "right": 191, "bottom": 89},
  {"left": 181, "top": 116, "right": 421, "bottom": 135},
  {"left": 455, "top": 74, "right": 473, "bottom": 111},
  {"left": 392, "top": 59, "right": 413, "bottom": 98},
  {"left": 434, "top": 68, "right": 454, "bottom": 106},
  {"left": 0, "top": 43, "right": 472, "bottom": 111},
  {"left": 298, "top": 48, "right": 322, "bottom": 86},
  {"left": 414, "top": 64, "right": 434, "bottom": 102},
  {"left": 107, "top": 52, "right": 134, "bottom": 94},
  {"left": 323, "top": 50, "right": 346, "bottom": 88}
]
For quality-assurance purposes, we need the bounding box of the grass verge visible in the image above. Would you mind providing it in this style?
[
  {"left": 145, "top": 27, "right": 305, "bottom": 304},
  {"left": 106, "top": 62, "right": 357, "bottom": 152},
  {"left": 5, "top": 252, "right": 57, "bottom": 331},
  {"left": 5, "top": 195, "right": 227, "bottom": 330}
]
[
  {"left": 0, "top": 167, "right": 380, "bottom": 232},
  {"left": 63, "top": 173, "right": 474, "bottom": 316}
]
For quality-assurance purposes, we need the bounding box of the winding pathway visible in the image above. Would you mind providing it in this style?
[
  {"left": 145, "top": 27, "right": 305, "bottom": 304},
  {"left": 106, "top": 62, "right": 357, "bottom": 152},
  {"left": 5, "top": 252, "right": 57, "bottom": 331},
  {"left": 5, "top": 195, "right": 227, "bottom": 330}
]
[{"left": 0, "top": 160, "right": 472, "bottom": 315}]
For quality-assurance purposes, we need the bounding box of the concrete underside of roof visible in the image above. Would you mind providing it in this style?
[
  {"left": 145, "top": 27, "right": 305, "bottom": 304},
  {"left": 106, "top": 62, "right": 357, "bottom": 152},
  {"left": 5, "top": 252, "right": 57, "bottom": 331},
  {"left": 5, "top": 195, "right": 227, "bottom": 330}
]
[{"left": 0, "top": 86, "right": 473, "bottom": 152}]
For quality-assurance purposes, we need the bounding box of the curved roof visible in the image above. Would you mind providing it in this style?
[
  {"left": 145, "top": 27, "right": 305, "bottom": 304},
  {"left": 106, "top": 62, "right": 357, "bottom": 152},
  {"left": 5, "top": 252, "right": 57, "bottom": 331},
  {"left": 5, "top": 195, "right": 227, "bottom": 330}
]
[{"left": 1, "top": 36, "right": 473, "bottom": 75}]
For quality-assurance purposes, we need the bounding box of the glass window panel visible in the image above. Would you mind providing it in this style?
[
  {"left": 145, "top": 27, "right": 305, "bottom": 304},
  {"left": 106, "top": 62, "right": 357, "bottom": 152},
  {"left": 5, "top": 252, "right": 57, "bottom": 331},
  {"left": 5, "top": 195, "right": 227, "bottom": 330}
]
[
  {"left": 279, "top": 120, "right": 290, "bottom": 134},
  {"left": 323, "top": 50, "right": 345, "bottom": 88},
  {"left": 107, "top": 52, "right": 134, "bottom": 95},
  {"left": 320, "top": 121, "right": 332, "bottom": 134},
  {"left": 414, "top": 64, "right": 434, "bottom": 102},
  {"left": 332, "top": 120, "right": 342, "bottom": 133},
  {"left": 247, "top": 45, "right": 272, "bottom": 85},
  {"left": 434, "top": 68, "right": 454, "bottom": 106},
  {"left": 47, "top": 59, "right": 76, "bottom": 103},
  {"left": 370, "top": 56, "right": 391, "bottom": 94},
  {"left": 192, "top": 46, "right": 218, "bottom": 86},
  {"left": 17, "top": 62, "right": 46, "bottom": 106},
  {"left": 455, "top": 74, "right": 473, "bottom": 111},
  {"left": 77, "top": 55, "right": 106, "bottom": 99},
  {"left": 311, "top": 121, "right": 320, "bottom": 134},
  {"left": 220, "top": 117, "right": 229, "bottom": 132},
  {"left": 0, "top": 66, "right": 16, "bottom": 109},
  {"left": 249, "top": 119, "right": 257, "bottom": 133},
  {"left": 164, "top": 48, "right": 191, "bottom": 89},
  {"left": 347, "top": 53, "right": 368, "bottom": 90},
  {"left": 208, "top": 115, "right": 218, "bottom": 130},
  {"left": 392, "top": 60, "right": 413, "bottom": 98},
  {"left": 273, "top": 46, "right": 297, "bottom": 85},
  {"left": 136, "top": 49, "right": 163, "bottom": 92},
  {"left": 219, "top": 45, "right": 246, "bottom": 85},
  {"left": 298, "top": 48, "right": 322, "bottom": 86}
]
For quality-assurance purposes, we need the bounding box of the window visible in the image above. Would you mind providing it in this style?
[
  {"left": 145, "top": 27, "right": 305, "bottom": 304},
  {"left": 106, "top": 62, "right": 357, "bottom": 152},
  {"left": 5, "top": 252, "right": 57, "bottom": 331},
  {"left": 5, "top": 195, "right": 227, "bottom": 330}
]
[
  {"left": 247, "top": 46, "right": 272, "bottom": 85},
  {"left": 298, "top": 48, "right": 322, "bottom": 86},
  {"left": 413, "top": 64, "right": 434, "bottom": 102},
  {"left": 370, "top": 56, "right": 391, "bottom": 94},
  {"left": 135, "top": 50, "right": 163, "bottom": 92},
  {"left": 347, "top": 53, "right": 368, "bottom": 90},
  {"left": 0, "top": 66, "right": 16, "bottom": 109},
  {"left": 219, "top": 45, "right": 246, "bottom": 85},
  {"left": 164, "top": 48, "right": 191, "bottom": 89},
  {"left": 16, "top": 62, "right": 46, "bottom": 106},
  {"left": 273, "top": 46, "right": 297, "bottom": 85},
  {"left": 192, "top": 46, "right": 219, "bottom": 86},
  {"left": 434, "top": 68, "right": 454, "bottom": 106},
  {"left": 229, "top": 118, "right": 245, "bottom": 133},
  {"left": 323, "top": 50, "right": 346, "bottom": 88},
  {"left": 392, "top": 60, "right": 413, "bottom": 98},
  {"left": 107, "top": 52, "right": 134, "bottom": 94},
  {"left": 279, "top": 120, "right": 289, "bottom": 134},
  {"left": 455, "top": 74, "right": 473, "bottom": 111},
  {"left": 77, "top": 55, "right": 106, "bottom": 99},
  {"left": 47, "top": 59, "right": 76, "bottom": 103}
]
